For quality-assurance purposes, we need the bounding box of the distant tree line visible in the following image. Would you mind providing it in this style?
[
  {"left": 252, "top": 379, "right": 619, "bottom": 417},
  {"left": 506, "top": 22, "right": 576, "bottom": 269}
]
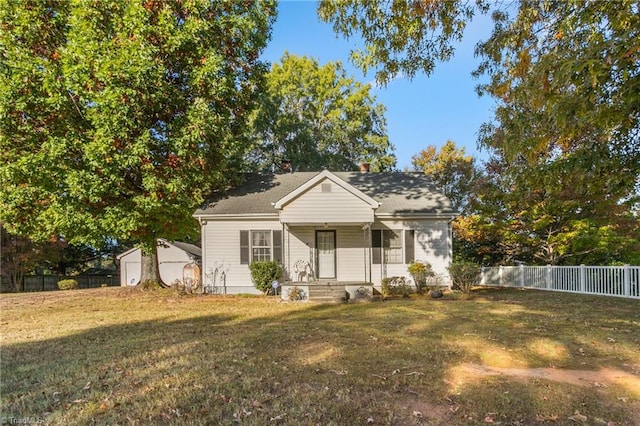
[{"left": 0, "top": 223, "right": 122, "bottom": 292}]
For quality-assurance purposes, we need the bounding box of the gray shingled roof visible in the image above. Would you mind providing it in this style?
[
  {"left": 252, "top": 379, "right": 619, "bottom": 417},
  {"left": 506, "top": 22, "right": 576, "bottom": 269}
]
[{"left": 194, "top": 172, "right": 456, "bottom": 217}]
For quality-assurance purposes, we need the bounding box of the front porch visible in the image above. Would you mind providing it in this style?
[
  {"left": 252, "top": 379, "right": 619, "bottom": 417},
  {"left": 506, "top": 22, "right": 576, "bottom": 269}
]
[
  {"left": 281, "top": 224, "right": 375, "bottom": 287},
  {"left": 280, "top": 281, "right": 375, "bottom": 303}
]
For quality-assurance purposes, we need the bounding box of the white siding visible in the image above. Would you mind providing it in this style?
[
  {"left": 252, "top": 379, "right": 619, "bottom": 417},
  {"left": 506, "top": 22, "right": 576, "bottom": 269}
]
[
  {"left": 201, "top": 217, "right": 452, "bottom": 291},
  {"left": 119, "top": 250, "right": 141, "bottom": 286},
  {"left": 284, "top": 226, "right": 314, "bottom": 281},
  {"left": 412, "top": 220, "right": 451, "bottom": 277},
  {"left": 370, "top": 219, "right": 452, "bottom": 286},
  {"left": 279, "top": 178, "right": 374, "bottom": 224},
  {"left": 284, "top": 226, "right": 367, "bottom": 282},
  {"left": 202, "top": 219, "right": 281, "bottom": 294},
  {"left": 336, "top": 227, "right": 368, "bottom": 281},
  {"left": 118, "top": 243, "right": 196, "bottom": 287},
  {"left": 156, "top": 243, "right": 195, "bottom": 286}
]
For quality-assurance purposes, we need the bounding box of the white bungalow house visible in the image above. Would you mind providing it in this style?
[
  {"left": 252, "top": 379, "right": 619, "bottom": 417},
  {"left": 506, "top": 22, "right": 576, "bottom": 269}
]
[
  {"left": 117, "top": 239, "right": 202, "bottom": 287},
  {"left": 193, "top": 170, "right": 458, "bottom": 300}
]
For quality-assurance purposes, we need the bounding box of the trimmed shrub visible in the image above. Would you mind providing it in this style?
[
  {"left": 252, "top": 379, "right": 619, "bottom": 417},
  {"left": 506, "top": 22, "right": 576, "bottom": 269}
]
[
  {"left": 407, "top": 260, "right": 435, "bottom": 294},
  {"left": 249, "top": 261, "right": 282, "bottom": 294},
  {"left": 448, "top": 261, "right": 481, "bottom": 294},
  {"left": 57, "top": 279, "right": 78, "bottom": 290},
  {"left": 381, "top": 276, "right": 412, "bottom": 298}
]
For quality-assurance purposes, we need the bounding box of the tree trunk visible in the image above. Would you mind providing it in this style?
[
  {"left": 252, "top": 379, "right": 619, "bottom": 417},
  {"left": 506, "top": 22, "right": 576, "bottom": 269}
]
[
  {"left": 139, "top": 243, "right": 162, "bottom": 286},
  {"left": 11, "top": 271, "right": 24, "bottom": 292}
]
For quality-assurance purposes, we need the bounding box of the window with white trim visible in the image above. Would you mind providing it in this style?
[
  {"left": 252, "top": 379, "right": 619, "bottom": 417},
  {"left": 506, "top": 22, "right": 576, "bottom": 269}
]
[
  {"left": 372, "top": 229, "right": 415, "bottom": 264},
  {"left": 384, "top": 230, "right": 403, "bottom": 263},
  {"left": 240, "top": 230, "right": 282, "bottom": 264}
]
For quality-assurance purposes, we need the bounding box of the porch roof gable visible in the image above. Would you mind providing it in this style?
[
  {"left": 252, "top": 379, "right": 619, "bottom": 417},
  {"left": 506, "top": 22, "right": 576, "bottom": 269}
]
[{"left": 273, "top": 170, "right": 380, "bottom": 210}]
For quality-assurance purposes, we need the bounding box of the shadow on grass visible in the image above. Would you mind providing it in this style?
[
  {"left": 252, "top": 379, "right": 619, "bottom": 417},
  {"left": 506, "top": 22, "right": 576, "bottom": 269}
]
[{"left": 1, "top": 289, "right": 639, "bottom": 425}]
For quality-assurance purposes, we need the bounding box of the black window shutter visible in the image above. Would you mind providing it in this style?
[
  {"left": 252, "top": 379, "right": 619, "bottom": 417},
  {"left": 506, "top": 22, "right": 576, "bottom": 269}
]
[
  {"left": 405, "top": 230, "right": 415, "bottom": 263},
  {"left": 372, "top": 229, "right": 382, "bottom": 264},
  {"left": 240, "top": 230, "right": 249, "bottom": 264},
  {"left": 273, "top": 230, "right": 282, "bottom": 263}
]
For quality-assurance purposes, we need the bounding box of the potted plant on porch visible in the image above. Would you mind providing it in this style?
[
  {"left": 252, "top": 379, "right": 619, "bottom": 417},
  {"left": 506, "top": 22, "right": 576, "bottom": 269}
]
[{"left": 407, "top": 261, "right": 441, "bottom": 298}]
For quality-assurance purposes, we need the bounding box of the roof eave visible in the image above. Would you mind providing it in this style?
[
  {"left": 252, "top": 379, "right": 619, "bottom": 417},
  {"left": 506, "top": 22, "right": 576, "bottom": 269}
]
[
  {"left": 194, "top": 213, "right": 280, "bottom": 221},
  {"left": 375, "top": 212, "right": 459, "bottom": 220}
]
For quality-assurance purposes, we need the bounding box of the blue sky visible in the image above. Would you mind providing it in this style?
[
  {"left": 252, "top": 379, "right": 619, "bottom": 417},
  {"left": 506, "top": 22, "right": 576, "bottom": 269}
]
[{"left": 261, "top": 1, "right": 497, "bottom": 170}]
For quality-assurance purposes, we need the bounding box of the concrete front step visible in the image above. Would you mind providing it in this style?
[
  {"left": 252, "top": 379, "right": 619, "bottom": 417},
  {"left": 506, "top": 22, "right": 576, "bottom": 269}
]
[
  {"left": 309, "top": 296, "right": 346, "bottom": 304},
  {"left": 307, "top": 284, "right": 347, "bottom": 302},
  {"left": 283, "top": 281, "right": 372, "bottom": 303},
  {"left": 309, "top": 288, "right": 346, "bottom": 297}
]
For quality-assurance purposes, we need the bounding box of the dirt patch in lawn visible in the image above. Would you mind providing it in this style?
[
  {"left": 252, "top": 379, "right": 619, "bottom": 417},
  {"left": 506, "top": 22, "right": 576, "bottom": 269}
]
[
  {"left": 447, "top": 362, "right": 640, "bottom": 424},
  {"left": 394, "top": 397, "right": 457, "bottom": 425},
  {"left": 451, "top": 363, "right": 640, "bottom": 392}
]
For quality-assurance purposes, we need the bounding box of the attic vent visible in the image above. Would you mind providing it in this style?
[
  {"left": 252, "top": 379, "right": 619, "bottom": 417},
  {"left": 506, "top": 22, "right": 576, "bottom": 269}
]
[{"left": 321, "top": 183, "right": 332, "bottom": 193}]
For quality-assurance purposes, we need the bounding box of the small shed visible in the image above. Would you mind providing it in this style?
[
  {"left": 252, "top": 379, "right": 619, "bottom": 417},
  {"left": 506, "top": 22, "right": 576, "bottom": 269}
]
[{"left": 116, "top": 239, "right": 202, "bottom": 287}]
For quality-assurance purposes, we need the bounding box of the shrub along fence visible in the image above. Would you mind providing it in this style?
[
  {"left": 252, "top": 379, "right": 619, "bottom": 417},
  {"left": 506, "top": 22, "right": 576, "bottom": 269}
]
[
  {"left": 16, "top": 274, "right": 119, "bottom": 292},
  {"left": 479, "top": 265, "right": 640, "bottom": 299}
]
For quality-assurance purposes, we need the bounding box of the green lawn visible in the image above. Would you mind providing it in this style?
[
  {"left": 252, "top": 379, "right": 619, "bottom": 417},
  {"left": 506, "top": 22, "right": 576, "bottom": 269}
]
[{"left": 1, "top": 287, "right": 639, "bottom": 425}]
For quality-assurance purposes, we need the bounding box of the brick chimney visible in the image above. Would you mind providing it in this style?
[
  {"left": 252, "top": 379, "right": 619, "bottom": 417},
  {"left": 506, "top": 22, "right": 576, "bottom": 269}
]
[
  {"left": 360, "top": 162, "right": 370, "bottom": 173},
  {"left": 281, "top": 160, "right": 292, "bottom": 173}
]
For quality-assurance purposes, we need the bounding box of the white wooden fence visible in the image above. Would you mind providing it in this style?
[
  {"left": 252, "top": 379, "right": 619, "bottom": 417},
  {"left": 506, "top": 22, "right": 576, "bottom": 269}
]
[{"left": 480, "top": 265, "right": 640, "bottom": 299}]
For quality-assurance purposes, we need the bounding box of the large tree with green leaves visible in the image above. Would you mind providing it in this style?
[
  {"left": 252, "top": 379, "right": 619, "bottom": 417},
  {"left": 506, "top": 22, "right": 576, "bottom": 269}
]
[
  {"left": 463, "top": 153, "right": 640, "bottom": 265},
  {"left": 470, "top": 0, "right": 640, "bottom": 265},
  {"left": 410, "top": 140, "right": 478, "bottom": 213},
  {"left": 320, "top": 0, "right": 640, "bottom": 264},
  {"left": 247, "top": 53, "right": 395, "bottom": 172},
  {"left": 475, "top": 1, "right": 639, "bottom": 171},
  {"left": 318, "top": 0, "right": 487, "bottom": 85},
  {"left": 1, "top": 0, "right": 276, "bottom": 283}
]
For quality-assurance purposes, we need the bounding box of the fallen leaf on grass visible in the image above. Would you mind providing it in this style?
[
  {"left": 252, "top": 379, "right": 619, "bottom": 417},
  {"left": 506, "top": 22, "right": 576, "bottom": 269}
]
[
  {"left": 568, "top": 410, "right": 588, "bottom": 423},
  {"left": 270, "top": 414, "right": 286, "bottom": 421},
  {"left": 484, "top": 415, "right": 494, "bottom": 423},
  {"left": 413, "top": 411, "right": 423, "bottom": 418},
  {"left": 82, "top": 381, "right": 92, "bottom": 391},
  {"left": 405, "top": 371, "right": 424, "bottom": 376},
  {"left": 367, "top": 417, "right": 374, "bottom": 424},
  {"left": 535, "top": 414, "right": 558, "bottom": 422},
  {"left": 330, "top": 369, "right": 348, "bottom": 375}
]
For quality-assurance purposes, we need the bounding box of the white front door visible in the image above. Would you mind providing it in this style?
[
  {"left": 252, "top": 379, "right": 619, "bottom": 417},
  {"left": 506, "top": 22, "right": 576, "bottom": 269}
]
[{"left": 316, "top": 230, "right": 336, "bottom": 279}]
